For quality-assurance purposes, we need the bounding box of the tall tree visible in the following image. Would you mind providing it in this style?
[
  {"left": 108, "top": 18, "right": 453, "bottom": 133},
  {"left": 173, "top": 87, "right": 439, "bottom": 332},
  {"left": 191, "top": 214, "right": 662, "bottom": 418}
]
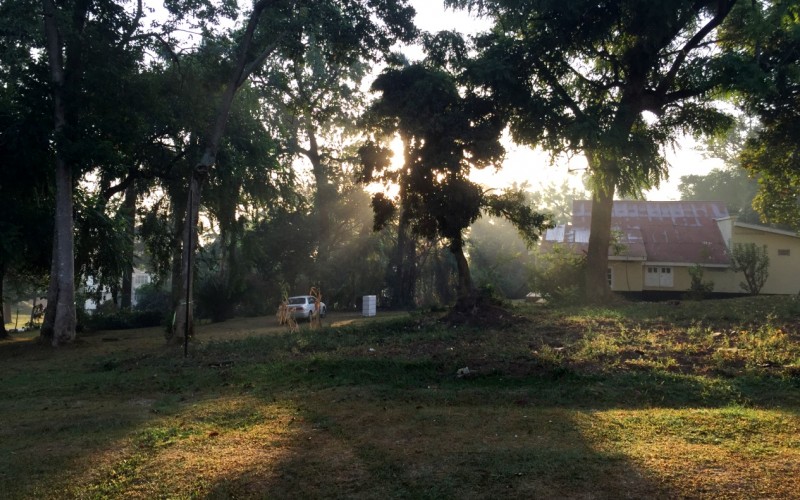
[
  {"left": 724, "top": 0, "right": 800, "bottom": 228},
  {"left": 170, "top": 0, "right": 416, "bottom": 342},
  {"left": 362, "top": 53, "right": 549, "bottom": 309},
  {"left": 450, "top": 0, "right": 738, "bottom": 302},
  {"left": 40, "top": 0, "right": 77, "bottom": 344},
  {"left": 0, "top": 0, "right": 54, "bottom": 335},
  {"left": 680, "top": 115, "right": 761, "bottom": 222},
  {"left": 679, "top": 168, "right": 760, "bottom": 222},
  {"left": 119, "top": 183, "right": 136, "bottom": 309},
  {"left": 528, "top": 181, "right": 590, "bottom": 226},
  {"left": 37, "top": 0, "right": 154, "bottom": 344},
  {"left": 255, "top": 35, "right": 369, "bottom": 248},
  {"left": 361, "top": 59, "right": 477, "bottom": 307}
]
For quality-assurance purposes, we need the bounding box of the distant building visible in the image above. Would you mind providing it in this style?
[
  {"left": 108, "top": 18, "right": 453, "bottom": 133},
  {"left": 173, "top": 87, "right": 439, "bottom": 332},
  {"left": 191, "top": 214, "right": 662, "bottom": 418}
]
[
  {"left": 542, "top": 200, "right": 800, "bottom": 296},
  {"left": 83, "top": 268, "right": 153, "bottom": 311}
]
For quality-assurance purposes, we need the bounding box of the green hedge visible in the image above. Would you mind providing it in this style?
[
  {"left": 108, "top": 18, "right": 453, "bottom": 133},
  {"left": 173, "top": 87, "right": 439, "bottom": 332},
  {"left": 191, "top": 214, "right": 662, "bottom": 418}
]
[{"left": 81, "top": 309, "right": 166, "bottom": 331}]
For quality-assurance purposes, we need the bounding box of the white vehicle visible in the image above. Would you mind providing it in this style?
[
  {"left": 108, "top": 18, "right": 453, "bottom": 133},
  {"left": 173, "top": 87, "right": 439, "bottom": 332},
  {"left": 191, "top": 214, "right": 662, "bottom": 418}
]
[{"left": 286, "top": 295, "right": 327, "bottom": 320}]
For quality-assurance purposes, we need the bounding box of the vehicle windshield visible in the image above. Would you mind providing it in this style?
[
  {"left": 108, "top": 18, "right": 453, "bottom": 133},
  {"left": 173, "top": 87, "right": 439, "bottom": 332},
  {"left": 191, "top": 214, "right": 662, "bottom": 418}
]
[{"left": 287, "top": 297, "right": 306, "bottom": 305}]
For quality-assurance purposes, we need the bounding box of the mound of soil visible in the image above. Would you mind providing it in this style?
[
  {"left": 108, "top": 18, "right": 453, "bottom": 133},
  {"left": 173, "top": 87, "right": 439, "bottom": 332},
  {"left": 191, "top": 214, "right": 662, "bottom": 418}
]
[{"left": 442, "top": 297, "right": 526, "bottom": 328}]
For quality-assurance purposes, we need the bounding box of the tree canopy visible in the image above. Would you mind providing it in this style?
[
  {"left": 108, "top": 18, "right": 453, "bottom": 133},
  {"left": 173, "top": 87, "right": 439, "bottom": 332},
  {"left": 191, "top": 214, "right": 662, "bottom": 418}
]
[
  {"left": 723, "top": 0, "right": 800, "bottom": 228},
  {"left": 361, "top": 44, "right": 550, "bottom": 309},
  {"left": 448, "top": 0, "right": 740, "bottom": 302},
  {"left": 680, "top": 115, "right": 761, "bottom": 223}
]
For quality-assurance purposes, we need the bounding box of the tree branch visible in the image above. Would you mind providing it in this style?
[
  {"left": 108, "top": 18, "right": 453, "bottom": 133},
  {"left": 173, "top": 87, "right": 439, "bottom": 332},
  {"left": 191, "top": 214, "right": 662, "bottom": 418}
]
[
  {"left": 228, "top": 0, "right": 278, "bottom": 89},
  {"left": 239, "top": 38, "right": 284, "bottom": 87},
  {"left": 663, "top": 83, "right": 716, "bottom": 104},
  {"left": 531, "top": 58, "right": 588, "bottom": 122},
  {"left": 655, "top": 0, "right": 736, "bottom": 96},
  {"left": 118, "top": 0, "right": 143, "bottom": 48},
  {"left": 101, "top": 170, "right": 137, "bottom": 201},
  {"left": 127, "top": 32, "right": 181, "bottom": 66}
]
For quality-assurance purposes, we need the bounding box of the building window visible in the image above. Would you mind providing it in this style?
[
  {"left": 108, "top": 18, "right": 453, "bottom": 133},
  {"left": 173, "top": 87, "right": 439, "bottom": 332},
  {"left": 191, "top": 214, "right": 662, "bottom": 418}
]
[
  {"left": 607, "top": 267, "right": 614, "bottom": 289},
  {"left": 778, "top": 249, "right": 790, "bottom": 256}
]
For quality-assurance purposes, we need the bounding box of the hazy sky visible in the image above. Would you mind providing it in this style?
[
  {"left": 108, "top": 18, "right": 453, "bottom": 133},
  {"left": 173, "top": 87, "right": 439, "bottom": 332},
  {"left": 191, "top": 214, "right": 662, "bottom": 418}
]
[{"left": 406, "top": 0, "right": 724, "bottom": 200}]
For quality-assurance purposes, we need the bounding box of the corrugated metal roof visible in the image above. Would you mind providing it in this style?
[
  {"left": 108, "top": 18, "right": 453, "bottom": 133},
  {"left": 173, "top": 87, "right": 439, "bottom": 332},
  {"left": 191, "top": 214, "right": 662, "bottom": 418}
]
[{"left": 547, "top": 200, "right": 731, "bottom": 265}]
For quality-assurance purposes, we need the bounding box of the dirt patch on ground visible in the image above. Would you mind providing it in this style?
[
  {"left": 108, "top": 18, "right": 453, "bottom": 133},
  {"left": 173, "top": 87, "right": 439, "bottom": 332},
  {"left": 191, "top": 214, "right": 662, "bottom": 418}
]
[{"left": 442, "top": 301, "right": 528, "bottom": 329}]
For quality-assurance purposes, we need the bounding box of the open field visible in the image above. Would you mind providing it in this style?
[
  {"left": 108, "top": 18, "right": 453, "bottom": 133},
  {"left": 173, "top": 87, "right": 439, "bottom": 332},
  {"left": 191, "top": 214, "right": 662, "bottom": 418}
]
[{"left": 1, "top": 298, "right": 799, "bottom": 499}]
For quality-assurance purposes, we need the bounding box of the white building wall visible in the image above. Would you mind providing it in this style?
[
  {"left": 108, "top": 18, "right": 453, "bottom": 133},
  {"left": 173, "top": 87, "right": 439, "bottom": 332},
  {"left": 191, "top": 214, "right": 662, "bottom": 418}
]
[{"left": 83, "top": 269, "right": 152, "bottom": 311}]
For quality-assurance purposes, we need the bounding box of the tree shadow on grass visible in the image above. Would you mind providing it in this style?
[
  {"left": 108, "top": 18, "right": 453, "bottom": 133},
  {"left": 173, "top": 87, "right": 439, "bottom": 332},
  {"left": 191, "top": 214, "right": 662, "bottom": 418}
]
[
  {"left": 201, "top": 358, "right": 800, "bottom": 498},
  {"left": 236, "top": 356, "right": 800, "bottom": 411},
  {"left": 200, "top": 393, "right": 673, "bottom": 499},
  {"left": 4, "top": 342, "right": 799, "bottom": 498}
]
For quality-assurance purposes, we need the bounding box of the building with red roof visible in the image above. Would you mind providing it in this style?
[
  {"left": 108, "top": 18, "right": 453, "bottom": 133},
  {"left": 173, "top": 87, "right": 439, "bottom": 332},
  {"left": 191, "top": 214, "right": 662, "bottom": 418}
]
[{"left": 542, "top": 200, "right": 800, "bottom": 295}]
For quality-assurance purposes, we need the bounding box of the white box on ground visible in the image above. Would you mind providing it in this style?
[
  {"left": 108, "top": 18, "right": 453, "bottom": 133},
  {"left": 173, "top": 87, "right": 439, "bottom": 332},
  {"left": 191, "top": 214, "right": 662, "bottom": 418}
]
[{"left": 362, "top": 295, "right": 376, "bottom": 317}]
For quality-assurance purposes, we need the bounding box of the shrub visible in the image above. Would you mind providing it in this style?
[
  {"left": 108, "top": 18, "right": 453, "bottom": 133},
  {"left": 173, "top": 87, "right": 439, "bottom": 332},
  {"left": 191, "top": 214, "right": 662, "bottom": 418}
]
[
  {"left": 134, "top": 282, "right": 171, "bottom": 315},
  {"left": 73, "top": 282, "right": 172, "bottom": 332},
  {"left": 82, "top": 309, "right": 165, "bottom": 331},
  {"left": 684, "top": 265, "right": 714, "bottom": 301},
  {"left": 95, "top": 299, "right": 119, "bottom": 314},
  {"left": 195, "top": 271, "right": 266, "bottom": 322},
  {"left": 237, "top": 274, "right": 277, "bottom": 317},
  {"left": 531, "top": 243, "right": 586, "bottom": 305},
  {"left": 730, "top": 243, "right": 769, "bottom": 295},
  {"left": 195, "top": 274, "right": 238, "bottom": 323}
]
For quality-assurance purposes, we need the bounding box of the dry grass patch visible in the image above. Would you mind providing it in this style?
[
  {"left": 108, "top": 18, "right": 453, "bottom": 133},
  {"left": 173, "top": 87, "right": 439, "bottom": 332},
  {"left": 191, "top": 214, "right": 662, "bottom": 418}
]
[
  {"left": 578, "top": 408, "right": 800, "bottom": 498},
  {"left": 52, "top": 397, "right": 304, "bottom": 499}
]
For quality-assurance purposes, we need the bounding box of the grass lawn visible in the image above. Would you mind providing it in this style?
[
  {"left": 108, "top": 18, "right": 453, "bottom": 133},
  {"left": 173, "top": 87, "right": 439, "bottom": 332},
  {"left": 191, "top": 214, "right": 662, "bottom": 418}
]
[{"left": 1, "top": 297, "right": 799, "bottom": 499}]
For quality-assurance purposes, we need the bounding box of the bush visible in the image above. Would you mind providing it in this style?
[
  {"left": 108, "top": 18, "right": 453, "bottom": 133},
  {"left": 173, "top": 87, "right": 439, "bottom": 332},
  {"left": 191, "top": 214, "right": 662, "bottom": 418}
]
[
  {"left": 76, "top": 283, "right": 172, "bottom": 332},
  {"left": 730, "top": 243, "right": 769, "bottom": 295},
  {"left": 531, "top": 244, "right": 586, "bottom": 305},
  {"left": 134, "top": 282, "right": 171, "bottom": 315},
  {"left": 95, "top": 299, "right": 119, "bottom": 314},
  {"left": 237, "top": 274, "right": 276, "bottom": 317},
  {"left": 684, "top": 265, "right": 714, "bottom": 301},
  {"left": 195, "top": 273, "right": 247, "bottom": 323},
  {"left": 82, "top": 309, "right": 165, "bottom": 331}
]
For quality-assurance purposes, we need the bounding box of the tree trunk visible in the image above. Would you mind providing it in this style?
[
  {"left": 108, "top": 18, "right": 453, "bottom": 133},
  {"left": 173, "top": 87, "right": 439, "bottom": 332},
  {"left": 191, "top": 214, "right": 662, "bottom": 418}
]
[
  {"left": 401, "top": 226, "right": 417, "bottom": 307},
  {"left": 220, "top": 222, "right": 238, "bottom": 322},
  {"left": 0, "top": 264, "right": 7, "bottom": 338},
  {"left": 389, "top": 207, "right": 407, "bottom": 307},
  {"left": 389, "top": 194, "right": 417, "bottom": 309},
  {"left": 307, "top": 126, "right": 337, "bottom": 263},
  {"left": 42, "top": 0, "right": 77, "bottom": 346},
  {"left": 293, "top": 65, "right": 334, "bottom": 258},
  {"left": 167, "top": 62, "right": 239, "bottom": 344},
  {"left": 41, "top": 229, "right": 58, "bottom": 340},
  {"left": 169, "top": 170, "right": 203, "bottom": 344},
  {"left": 168, "top": 0, "right": 282, "bottom": 344},
  {"left": 388, "top": 134, "right": 419, "bottom": 309},
  {"left": 168, "top": 181, "right": 186, "bottom": 321},
  {"left": 585, "top": 158, "right": 616, "bottom": 304},
  {"left": 30, "top": 297, "right": 39, "bottom": 327},
  {"left": 215, "top": 172, "right": 240, "bottom": 322},
  {"left": 302, "top": 126, "right": 329, "bottom": 298},
  {"left": 450, "top": 238, "right": 475, "bottom": 310},
  {"left": 120, "top": 182, "right": 136, "bottom": 309},
  {"left": 52, "top": 152, "right": 78, "bottom": 345}
]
